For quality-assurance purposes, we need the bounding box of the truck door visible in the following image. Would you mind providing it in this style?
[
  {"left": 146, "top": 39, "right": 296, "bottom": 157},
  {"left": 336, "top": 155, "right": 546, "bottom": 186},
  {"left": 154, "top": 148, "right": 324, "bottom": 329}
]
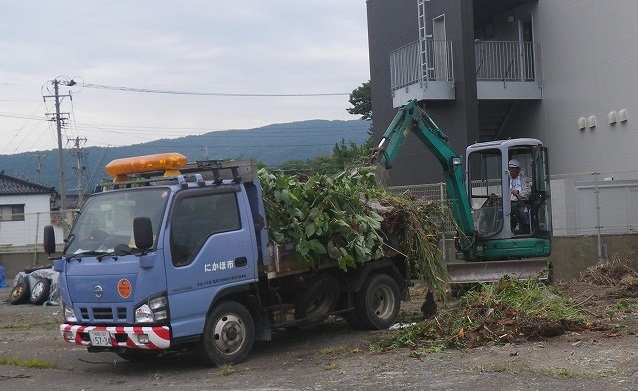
[{"left": 164, "top": 186, "right": 258, "bottom": 338}]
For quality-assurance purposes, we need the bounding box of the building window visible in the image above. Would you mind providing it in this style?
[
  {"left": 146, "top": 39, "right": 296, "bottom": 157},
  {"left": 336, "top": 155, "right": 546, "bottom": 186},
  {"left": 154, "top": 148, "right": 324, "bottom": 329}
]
[{"left": 0, "top": 204, "right": 25, "bottom": 222}]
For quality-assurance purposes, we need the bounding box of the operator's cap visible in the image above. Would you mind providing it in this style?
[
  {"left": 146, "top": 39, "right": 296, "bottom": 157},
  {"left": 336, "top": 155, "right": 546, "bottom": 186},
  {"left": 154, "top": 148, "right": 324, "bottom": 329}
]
[{"left": 508, "top": 159, "right": 521, "bottom": 168}]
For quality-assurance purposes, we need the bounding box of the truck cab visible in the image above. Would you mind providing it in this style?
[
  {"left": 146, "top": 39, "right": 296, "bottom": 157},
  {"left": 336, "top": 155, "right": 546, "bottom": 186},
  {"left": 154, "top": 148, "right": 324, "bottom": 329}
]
[{"left": 52, "top": 154, "right": 263, "bottom": 361}]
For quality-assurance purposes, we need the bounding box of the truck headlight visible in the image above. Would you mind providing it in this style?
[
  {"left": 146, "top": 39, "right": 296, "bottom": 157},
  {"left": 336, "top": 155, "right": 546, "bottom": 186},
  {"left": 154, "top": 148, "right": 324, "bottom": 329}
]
[
  {"left": 135, "top": 304, "right": 154, "bottom": 323},
  {"left": 134, "top": 293, "right": 169, "bottom": 324},
  {"left": 63, "top": 303, "right": 78, "bottom": 323}
]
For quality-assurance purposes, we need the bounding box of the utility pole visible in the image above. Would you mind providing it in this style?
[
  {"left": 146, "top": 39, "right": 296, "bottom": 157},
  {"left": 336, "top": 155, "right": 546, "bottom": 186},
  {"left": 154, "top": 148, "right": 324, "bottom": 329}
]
[
  {"left": 43, "top": 77, "right": 76, "bottom": 235},
  {"left": 70, "top": 136, "right": 87, "bottom": 206},
  {"left": 32, "top": 154, "right": 45, "bottom": 184}
]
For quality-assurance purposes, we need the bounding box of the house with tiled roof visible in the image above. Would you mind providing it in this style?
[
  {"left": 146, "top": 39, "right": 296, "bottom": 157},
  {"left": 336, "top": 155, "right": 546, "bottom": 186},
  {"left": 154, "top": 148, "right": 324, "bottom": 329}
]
[{"left": 0, "top": 172, "right": 60, "bottom": 246}]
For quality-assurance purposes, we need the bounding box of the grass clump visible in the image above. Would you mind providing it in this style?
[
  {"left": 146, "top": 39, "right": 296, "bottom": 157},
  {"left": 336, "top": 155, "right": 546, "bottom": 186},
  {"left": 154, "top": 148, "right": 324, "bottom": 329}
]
[
  {"left": 216, "top": 364, "right": 243, "bottom": 376},
  {"left": 0, "top": 356, "right": 57, "bottom": 369}
]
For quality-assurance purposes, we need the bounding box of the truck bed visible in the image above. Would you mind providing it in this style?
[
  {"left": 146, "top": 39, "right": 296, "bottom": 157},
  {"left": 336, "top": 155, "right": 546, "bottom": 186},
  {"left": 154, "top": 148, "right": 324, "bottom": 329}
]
[{"left": 260, "top": 243, "right": 339, "bottom": 279}]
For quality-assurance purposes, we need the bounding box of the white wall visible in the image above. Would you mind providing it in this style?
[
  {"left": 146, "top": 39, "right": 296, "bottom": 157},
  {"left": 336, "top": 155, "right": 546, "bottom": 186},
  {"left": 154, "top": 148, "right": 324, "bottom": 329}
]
[
  {"left": 509, "top": 1, "right": 638, "bottom": 177},
  {"left": 0, "top": 194, "right": 62, "bottom": 246}
]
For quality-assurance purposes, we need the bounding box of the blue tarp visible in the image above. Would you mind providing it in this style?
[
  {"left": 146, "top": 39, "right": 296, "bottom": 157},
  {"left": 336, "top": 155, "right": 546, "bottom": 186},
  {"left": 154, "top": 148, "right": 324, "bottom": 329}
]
[{"left": 0, "top": 265, "right": 7, "bottom": 288}]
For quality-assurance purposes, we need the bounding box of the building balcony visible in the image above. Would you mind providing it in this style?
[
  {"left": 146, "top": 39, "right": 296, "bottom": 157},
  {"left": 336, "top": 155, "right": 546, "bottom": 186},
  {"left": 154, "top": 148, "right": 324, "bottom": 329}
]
[
  {"left": 389, "top": 39, "right": 541, "bottom": 107},
  {"left": 390, "top": 40, "right": 455, "bottom": 107},
  {"left": 475, "top": 40, "right": 541, "bottom": 100}
]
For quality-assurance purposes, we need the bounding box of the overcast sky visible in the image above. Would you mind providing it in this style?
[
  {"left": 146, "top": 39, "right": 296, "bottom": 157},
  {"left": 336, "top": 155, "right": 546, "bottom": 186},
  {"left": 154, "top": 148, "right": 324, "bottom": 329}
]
[{"left": 0, "top": 1, "right": 370, "bottom": 155}]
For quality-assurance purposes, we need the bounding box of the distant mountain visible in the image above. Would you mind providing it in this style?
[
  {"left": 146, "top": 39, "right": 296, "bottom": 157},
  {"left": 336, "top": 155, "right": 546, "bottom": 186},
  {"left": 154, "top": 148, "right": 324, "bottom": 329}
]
[{"left": 0, "top": 119, "right": 370, "bottom": 194}]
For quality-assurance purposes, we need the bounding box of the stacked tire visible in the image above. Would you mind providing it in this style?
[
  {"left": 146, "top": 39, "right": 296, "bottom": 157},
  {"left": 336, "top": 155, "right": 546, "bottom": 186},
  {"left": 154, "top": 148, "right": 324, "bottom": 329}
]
[{"left": 10, "top": 277, "right": 51, "bottom": 305}]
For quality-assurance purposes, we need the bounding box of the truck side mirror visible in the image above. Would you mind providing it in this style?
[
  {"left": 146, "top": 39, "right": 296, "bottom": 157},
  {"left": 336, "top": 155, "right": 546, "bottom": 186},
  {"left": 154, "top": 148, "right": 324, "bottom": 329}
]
[
  {"left": 133, "top": 217, "right": 154, "bottom": 250},
  {"left": 43, "top": 225, "right": 56, "bottom": 255}
]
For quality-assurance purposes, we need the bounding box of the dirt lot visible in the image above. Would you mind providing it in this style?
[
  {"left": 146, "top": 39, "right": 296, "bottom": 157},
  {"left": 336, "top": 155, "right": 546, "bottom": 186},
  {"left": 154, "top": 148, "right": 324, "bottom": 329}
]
[{"left": 2, "top": 269, "right": 638, "bottom": 391}]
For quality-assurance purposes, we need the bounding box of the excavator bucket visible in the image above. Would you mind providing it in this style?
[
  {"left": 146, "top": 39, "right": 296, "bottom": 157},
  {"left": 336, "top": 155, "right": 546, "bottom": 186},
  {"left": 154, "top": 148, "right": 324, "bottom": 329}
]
[{"left": 446, "top": 258, "right": 550, "bottom": 284}]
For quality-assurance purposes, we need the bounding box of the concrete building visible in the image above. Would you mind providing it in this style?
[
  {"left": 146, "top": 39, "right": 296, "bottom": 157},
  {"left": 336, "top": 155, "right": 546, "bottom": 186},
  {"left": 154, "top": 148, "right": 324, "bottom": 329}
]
[{"left": 367, "top": 0, "right": 638, "bottom": 186}]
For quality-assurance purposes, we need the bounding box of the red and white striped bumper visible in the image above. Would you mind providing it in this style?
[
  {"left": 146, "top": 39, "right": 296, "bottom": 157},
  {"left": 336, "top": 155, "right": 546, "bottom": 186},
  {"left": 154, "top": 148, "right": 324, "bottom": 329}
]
[{"left": 60, "top": 324, "right": 171, "bottom": 350}]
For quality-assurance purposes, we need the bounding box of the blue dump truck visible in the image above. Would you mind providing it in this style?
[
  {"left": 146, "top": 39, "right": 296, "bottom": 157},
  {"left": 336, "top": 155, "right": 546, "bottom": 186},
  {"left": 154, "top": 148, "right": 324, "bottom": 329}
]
[{"left": 46, "top": 153, "right": 410, "bottom": 365}]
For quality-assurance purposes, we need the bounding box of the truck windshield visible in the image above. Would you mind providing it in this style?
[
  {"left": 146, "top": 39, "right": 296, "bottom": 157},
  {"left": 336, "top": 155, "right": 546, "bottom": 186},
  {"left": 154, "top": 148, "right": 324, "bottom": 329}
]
[{"left": 65, "top": 188, "right": 170, "bottom": 256}]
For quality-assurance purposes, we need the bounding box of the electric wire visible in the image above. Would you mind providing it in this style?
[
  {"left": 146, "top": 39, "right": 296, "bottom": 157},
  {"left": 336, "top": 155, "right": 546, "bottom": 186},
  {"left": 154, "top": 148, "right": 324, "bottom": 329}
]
[
  {"left": 1, "top": 79, "right": 361, "bottom": 154},
  {"left": 0, "top": 102, "right": 46, "bottom": 154},
  {"left": 83, "top": 83, "right": 350, "bottom": 97}
]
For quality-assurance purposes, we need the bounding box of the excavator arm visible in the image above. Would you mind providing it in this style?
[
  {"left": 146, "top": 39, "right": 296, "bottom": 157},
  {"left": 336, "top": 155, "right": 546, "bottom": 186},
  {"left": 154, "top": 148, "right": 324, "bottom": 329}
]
[{"left": 373, "top": 100, "right": 475, "bottom": 249}]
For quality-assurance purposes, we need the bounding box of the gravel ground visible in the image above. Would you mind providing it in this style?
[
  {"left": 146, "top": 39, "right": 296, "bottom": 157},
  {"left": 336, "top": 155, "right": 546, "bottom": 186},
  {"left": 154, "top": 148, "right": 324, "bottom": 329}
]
[{"left": 2, "top": 277, "right": 638, "bottom": 391}]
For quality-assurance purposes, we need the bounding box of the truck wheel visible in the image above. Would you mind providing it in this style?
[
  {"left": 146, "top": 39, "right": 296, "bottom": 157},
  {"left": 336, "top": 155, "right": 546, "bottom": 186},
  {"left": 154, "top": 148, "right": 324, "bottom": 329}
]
[
  {"left": 200, "top": 300, "right": 255, "bottom": 366},
  {"left": 355, "top": 274, "right": 400, "bottom": 330},
  {"left": 10, "top": 281, "right": 30, "bottom": 305},
  {"left": 294, "top": 274, "right": 340, "bottom": 330},
  {"left": 29, "top": 278, "right": 51, "bottom": 305}
]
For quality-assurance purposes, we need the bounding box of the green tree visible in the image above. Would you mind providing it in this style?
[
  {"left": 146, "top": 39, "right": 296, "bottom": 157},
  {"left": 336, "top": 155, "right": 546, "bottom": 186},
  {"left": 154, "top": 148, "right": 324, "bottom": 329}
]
[
  {"left": 277, "top": 139, "right": 372, "bottom": 176},
  {"left": 346, "top": 80, "right": 372, "bottom": 120}
]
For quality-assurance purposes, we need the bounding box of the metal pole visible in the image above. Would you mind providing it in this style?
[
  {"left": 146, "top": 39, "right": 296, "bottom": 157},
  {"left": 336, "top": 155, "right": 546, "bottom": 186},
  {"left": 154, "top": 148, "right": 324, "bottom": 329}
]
[
  {"left": 593, "top": 172, "right": 604, "bottom": 262},
  {"left": 34, "top": 212, "right": 40, "bottom": 265},
  {"left": 439, "top": 182, "right": 446, "bottom": 262}
]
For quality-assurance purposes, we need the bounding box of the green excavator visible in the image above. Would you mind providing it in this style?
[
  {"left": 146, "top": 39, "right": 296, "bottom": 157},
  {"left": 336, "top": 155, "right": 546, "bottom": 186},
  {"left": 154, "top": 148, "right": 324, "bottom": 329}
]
[{"left": 373, "top": 99, "right": 552, "bottom": 283}]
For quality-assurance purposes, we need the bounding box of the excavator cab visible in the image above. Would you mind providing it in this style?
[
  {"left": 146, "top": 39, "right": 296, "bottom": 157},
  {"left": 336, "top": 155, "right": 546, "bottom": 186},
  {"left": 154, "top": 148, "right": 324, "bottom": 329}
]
[{"left": 466, "top": 138, "right": 552, "bottom": 246}]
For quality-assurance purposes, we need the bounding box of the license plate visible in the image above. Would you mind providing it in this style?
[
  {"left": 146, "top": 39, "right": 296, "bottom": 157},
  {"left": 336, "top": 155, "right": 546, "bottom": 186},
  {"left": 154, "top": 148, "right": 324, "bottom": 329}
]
[{"left": 89, "top": 330, "right": 112, "bottom": 347}]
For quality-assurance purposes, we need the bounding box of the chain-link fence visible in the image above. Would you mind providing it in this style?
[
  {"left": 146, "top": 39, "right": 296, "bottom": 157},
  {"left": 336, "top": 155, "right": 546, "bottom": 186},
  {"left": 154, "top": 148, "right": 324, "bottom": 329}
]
[
  {"left": 0, "top": 210, "right": 68, "bottom": 248},
  {"left": 389, "top": 170, "right": 638, "bottom": 234},
  {"left": 388, "top": 169, "right": 638, "bottom": 261},
  {"left": 4, "top": 170, "right": 638, "bottom": 261}
]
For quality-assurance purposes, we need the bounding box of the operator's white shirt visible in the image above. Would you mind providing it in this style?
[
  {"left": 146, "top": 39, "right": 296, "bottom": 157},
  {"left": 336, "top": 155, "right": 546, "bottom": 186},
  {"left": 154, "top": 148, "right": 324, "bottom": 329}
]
[{"left": 509, "top": 175, "right": 522, "bottom": 201}]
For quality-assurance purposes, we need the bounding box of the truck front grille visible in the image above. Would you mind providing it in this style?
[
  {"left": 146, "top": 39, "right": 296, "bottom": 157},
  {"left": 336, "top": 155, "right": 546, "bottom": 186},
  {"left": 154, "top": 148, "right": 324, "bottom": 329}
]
[{"left": 79, "top": 306, "right": 128, "bottom": 322}]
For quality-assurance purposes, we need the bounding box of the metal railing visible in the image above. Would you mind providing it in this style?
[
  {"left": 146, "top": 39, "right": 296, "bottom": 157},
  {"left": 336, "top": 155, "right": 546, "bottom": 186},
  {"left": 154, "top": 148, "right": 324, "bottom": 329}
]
[
  {"left": 390, "top": 39, "right": 538, "bottom": 92},
  {"left": 390, "top": 39, "right": 454, "bottom": 91},
  {"left": 475, "top": 41, "right": 539, "bottom": 81}
]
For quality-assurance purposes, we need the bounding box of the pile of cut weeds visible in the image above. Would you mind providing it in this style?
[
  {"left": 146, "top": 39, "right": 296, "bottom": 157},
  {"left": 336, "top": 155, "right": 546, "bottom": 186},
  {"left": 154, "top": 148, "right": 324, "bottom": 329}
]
[
  {"left": 558, "top": 258, "right": 638, "bottom": 329},
  {"left": 580, "top": 258, "right": 638, "bottom": 298},
  {"left": 373, "top": 277, "right": 589, "bottom": 357}
]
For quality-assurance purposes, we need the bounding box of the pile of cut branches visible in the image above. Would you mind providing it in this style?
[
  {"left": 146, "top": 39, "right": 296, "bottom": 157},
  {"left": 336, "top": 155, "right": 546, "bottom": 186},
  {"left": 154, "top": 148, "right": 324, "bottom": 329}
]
[
  {"left": 373, "top": 277, "right": 589, "bottom": 356},
  {"left": 258, "top": 168, "right": 448, "bottom": 297}
]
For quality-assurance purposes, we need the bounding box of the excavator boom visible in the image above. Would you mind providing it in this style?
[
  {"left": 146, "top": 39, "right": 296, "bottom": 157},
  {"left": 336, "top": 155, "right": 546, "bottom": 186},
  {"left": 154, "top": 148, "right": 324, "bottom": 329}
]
[{"left": 374, "top": 100, "right": 475, "bottom": 250}]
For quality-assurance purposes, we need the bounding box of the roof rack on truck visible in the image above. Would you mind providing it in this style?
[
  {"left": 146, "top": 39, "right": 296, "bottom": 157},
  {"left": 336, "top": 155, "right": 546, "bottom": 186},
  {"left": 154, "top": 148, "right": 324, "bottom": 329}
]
[{"left": 100, "top": 152, "right": 257, "bottom": 190}]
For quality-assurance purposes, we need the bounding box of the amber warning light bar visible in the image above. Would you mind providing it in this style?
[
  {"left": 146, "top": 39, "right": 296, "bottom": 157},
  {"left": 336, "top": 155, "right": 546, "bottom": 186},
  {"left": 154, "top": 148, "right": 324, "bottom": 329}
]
[{"left": 105, "top": 152, "right": 188, "bottom": 183}]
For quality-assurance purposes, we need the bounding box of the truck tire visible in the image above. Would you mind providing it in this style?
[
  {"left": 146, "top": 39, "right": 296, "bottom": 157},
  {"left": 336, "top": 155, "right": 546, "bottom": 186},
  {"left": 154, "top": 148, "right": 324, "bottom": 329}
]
[
  {"left": 355, "top": 273, "right": 400, "bottom": 330},
  {"left": 10, "top": 280, "right": 30, "bottom": 305},
  {"left": 200, "top": 300, "right": 255, "bottom": 366},
  {"left": 294, "top": 274, "right": 340, "bottom": 330},
  {"left": 29, "top": 278, "right": 51, "bottom": 305}
]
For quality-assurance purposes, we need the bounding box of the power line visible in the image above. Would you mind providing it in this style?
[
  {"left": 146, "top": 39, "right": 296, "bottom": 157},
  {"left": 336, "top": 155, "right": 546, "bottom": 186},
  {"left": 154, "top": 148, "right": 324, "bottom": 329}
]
[
  {"left": 0, "top": 111, "right": 48, "bottom": 121},
  {"left": 83, "top": 83, "right": 350, "bottom": 97},
  {"left": 89, "top": 142, "right": 357, "bottom": 148}
]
